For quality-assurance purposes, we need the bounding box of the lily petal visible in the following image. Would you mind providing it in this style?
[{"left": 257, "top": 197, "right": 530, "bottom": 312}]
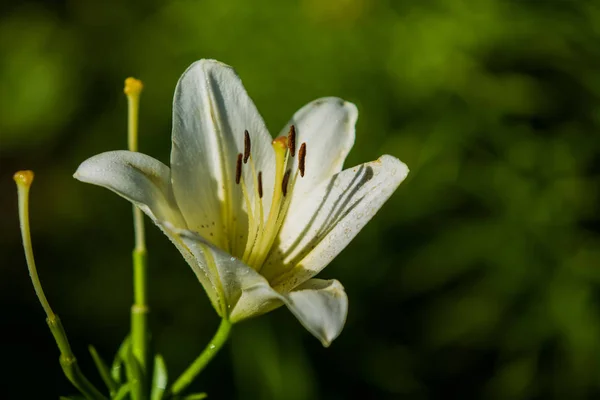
[
  {"left": 164, "top": 227, "right": 348, "bottom": 346},
  {"left": 74, "top": 151, "right": 222, "bottom": 310},
  {"left": 171, "top": 59, "right": 275, "bottom": 251},
  {"left": 278, "top": 97, "right": 357, "bottom": 196},
  {"left": 280, "top": 279, "right": 348, "bottom": 347},
  {"left": 264, "top": 155, "right": 408, "bottom": 291},
  {"left": 158, "top": 222, "right": 226, "bottom": 317},
  {"left": 73, "top": 150, "right": 186, "bottom": 227},
  {"left": 171, "top": 227, "right": 283, "bottom": 321}
]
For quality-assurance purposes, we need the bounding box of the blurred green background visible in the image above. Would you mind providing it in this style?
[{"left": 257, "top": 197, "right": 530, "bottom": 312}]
[{"left": 2, "top": 0, "right": 600, "bottom": 398}]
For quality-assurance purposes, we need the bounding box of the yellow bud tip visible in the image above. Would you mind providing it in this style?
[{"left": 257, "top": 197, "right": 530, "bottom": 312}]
[
  {"left": 124, "top": 77, "right": 143, "bottom": 96},
  {"left": 13, "top": 170, "right": 34, "bottom": 187}
]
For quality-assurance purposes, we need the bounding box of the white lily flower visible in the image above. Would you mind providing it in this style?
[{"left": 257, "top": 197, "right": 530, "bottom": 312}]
[{"left": 74, "top": 60, "right": 408, "bottom": 346}]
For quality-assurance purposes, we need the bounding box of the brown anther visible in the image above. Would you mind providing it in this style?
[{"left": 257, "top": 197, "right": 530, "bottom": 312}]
[
  {"left": 298, "top": 142, "right": 307, "bottom": 177},
  {"left": 244, "top": 130, "right": 251, "bottom": 164},
  {"left": 282, "top": 169, "right": 291, "bottom": 196},
  {"left": 258, "top": 171, "right": 263, "bottom": 198},
  {"left": 235, "top": 153, "right": 243, "bottom": 184},
  {"left": 287, "top": 125, "right": 296, "bottom": 157}
]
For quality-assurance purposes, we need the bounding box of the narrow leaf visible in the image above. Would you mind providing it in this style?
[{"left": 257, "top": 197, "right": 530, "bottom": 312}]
[
  {"left": 111, "top": 336, "right": 131, "bottom": 384},
  {"left": 151, "top": 354, "right": 168, "bottom": 400},
  {"left": 182, "top": 394, "right": 208, "bottom": 399},
  {"left": 124, "top": 345, "right": 145, "bottom": 400},
  {"left": 89, "top": 345, "right": 118, "bottom": 394},
  {"left": 112, "top": 384, "right": 131, "bottom": 400}
]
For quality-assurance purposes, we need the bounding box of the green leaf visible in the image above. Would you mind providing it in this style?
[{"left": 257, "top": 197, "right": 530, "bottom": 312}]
[
  {"left": 89, "top": 345, "right": 118, "bottom": 395},
  {"left": 112, "top": 384, "right": 131, "bottom": 400},
  {"left": 182, "top": 394, "right": 208, "bottom": 400},
  {"left": 151, "top": 354, "right": 168, "bottom": 400},
  {"left": 124, "top": 345, "right": 145, "bottom": 400},
  {"left": 111, "top": 336, "right": 131, "bottom": 384}
]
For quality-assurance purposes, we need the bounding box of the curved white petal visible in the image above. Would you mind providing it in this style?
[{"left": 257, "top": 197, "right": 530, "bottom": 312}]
[
  {"left": 158, "top": 223, "right": 222, "bottom": 314},
  {"left": 165, "top": 227, "right": 348, "bottom": 346},
  {"left": 170, "top": 226, "right": 283, "bottom": 321},
  {"left": 165, "top": 228, "right": 347, "bottom": 346},
  {"left": 73, "top": 150, "right": 186, "bottom": 227},
  {"left": 280, "top": 279, "right": 348, "bottom": 347},
  {"left": 171, "top": 59, "right": 275, "bottom": 252},
  {"left": 278, "top": 97, "right": 357, "bottom": 197},
  {"left": 263, "top": 155, "right": 409, "bottom": 291},
  {"left": 74, "top": 151, "right": 221, "bottom": 311}
]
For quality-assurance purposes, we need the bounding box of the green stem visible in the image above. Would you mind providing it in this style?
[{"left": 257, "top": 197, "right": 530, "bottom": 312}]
[
  {"left": 125, "top": 77, "right": 148, "bottom": 374},
  {"left": 48, "top": 317, "right": 108, "bottom": 400},
  {"left": 169, "top": 319, "right": 232, "bottom": 396},
  {"left": 131, "top": 247, "right": 148, "bottom": 373}
]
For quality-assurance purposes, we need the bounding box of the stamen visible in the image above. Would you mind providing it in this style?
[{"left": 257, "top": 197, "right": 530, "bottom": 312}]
[
  {"left": 298, "top": 142, "right": 307, "bottom": 177},
  {"left": 240, "top": 177, "right": 257, "bottom": 260},
  {"left": 242, "top": 158, "right": 264, "bottom": 261},
  {"left": 271, "top": 169, "right": 299, "bottom": 251},
  {"left": 254, "top": 167, "right": 299, "bottom": 270},
  {"left": 287, "top": 125, "right": 296, "bottom": 157},
  {"left": 244, "top": 130, "right": 251, "bottom": 164},
  {"left": 249, "top": 137, "right": 288, "bottom": 269},
  {"left": 248, "top": 156, "right": 264, "bottom": 231},
  {"left": 282, "top": 169, "right": 291, "bottom": 196},
  {"left": 235, "top": 153, "right": 243, "bottom": 184}
]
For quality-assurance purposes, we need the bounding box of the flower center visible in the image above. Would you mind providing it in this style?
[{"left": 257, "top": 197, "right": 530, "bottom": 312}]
[{"left": 233, "top": 126, "right": 306, "bottom": 271}]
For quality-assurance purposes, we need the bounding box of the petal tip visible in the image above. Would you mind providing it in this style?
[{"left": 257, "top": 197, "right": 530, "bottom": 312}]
[
  {"left": 72, "top": 159, "right": 92, "bottom": 182},
  {"left": 310, "top": 97, "right": 358, "bottom": 117},
  {"left": 318, "top": 325, "right": 343, "bottom": 348},
  {"left": 378, "top": 154, "right": 409, "bottom": 180},
  {"left": 343, "top": 99, "right": 358, "bottom": 116},
  {"left": 72, "top": 158, "right": 93, "bottom": 181},
  {"left": 184, "top": 59, "right": 235, "bottom": 78},
  {"left": 282, "top": 279, "right": 348, "bottom": 348}
]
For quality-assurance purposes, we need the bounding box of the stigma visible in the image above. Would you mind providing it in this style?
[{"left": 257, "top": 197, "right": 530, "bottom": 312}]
[{"left": 13, "top": 170, "right": 35, "bottom": 187}]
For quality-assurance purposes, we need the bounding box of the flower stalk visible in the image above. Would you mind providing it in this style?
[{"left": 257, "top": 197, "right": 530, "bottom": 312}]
[
  {"left": 14, "top": 171, "right": 106, "bottom": 400},
  {"left": 168, "top": 319, "right": 232, "bottom": 396},
  {"left": 124, "top": 77, "right": 149, "bottom": 375}
]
